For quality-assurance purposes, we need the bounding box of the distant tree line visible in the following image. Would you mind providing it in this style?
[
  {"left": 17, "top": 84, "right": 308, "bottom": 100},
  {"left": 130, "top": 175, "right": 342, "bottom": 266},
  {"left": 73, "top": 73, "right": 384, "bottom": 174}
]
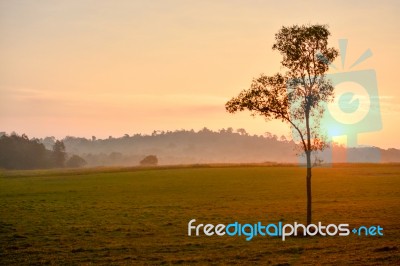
[
  {"left": 30, "top": 127, "right": 400, "bottom": 166},
  {"left": 1, "top": 128, "right": 399, "bottom": 169},
  {"left": 0, "top": 133, "right": 86, "bottom": 170},
  {"left": 48, "top": 127, "right": 297, "bottom": 166}
]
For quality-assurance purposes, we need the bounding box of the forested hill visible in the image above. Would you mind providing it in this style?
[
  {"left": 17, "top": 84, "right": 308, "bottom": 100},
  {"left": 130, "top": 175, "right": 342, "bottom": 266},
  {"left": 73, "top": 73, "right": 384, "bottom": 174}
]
[
  {"left": 1, "top": 128, "right": 400, "bottom": 169},
  {"left": 38, "top": 128, "right": 400, "bottom": 167},
  {"left": 41, "top": 128, "right": 298, "bottom": 166}
]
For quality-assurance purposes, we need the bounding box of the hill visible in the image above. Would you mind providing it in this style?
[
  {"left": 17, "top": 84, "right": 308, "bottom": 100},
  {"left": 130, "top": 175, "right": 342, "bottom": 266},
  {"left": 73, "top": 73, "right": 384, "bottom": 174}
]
[{"left": 37, "top": 128, "right": 400, "bottom": 167}]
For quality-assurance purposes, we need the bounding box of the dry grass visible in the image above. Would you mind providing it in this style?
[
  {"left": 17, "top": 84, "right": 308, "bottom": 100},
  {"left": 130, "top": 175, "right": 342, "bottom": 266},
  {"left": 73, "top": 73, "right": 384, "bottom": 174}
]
[{"left": 0, "top": 164, "right": 399, "bottom": 265}]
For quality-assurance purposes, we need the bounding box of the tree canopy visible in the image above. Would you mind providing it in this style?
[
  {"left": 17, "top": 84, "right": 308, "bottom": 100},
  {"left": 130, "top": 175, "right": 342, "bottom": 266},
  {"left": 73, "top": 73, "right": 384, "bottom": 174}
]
[
  {"left": 226, "top": 24, "right": 338, "bottom": 155},
  {"left": 0, "top": 134, "right": 85, "bottom": 170}
]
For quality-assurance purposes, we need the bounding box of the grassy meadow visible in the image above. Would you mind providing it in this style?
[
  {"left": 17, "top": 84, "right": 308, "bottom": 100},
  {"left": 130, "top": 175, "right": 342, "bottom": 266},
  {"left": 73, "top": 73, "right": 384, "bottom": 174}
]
[{"left": 0, "top": 164, "right": 399, "bottom": 265}]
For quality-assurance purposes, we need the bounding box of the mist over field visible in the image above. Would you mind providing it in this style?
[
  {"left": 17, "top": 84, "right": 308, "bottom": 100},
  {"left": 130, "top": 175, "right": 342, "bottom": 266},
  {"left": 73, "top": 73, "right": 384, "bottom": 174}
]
[
  {"left": 2, "top": 128, "right": 399, "bottom": 170},
  {"left": 33, "top": 128, "right": 400, "bottom": 167}
]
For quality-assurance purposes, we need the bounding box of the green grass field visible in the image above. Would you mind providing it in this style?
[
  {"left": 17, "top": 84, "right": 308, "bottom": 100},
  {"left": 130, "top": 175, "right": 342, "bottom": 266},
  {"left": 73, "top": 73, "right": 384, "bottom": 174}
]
[{"left": 1, "top": 164, "right": 399, "bottom": 265}]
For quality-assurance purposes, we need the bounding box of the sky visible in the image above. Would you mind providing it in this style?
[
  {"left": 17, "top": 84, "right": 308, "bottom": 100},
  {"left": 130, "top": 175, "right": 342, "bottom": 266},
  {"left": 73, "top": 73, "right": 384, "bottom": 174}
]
[{"left": 0, "top": 0, "right": 399, "bottom": 148}]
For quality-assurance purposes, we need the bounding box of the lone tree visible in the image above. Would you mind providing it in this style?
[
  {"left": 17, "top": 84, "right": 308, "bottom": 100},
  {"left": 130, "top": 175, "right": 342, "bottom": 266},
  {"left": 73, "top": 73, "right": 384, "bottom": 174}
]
[{"left": 226, "top": 24, "right": 338, "bottom": 225}]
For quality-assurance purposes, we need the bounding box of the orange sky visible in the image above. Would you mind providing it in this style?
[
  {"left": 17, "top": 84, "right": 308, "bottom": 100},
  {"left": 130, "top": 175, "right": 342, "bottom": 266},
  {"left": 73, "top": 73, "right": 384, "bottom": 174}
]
[{"left": 0, "top": 1, "right": 399, "bottom": 148}]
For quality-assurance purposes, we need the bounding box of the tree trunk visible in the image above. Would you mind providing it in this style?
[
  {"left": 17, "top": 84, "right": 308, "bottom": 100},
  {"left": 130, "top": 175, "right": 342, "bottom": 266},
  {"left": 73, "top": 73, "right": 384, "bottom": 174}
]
[{"left": 306, "top": 150, "right": 312, "bottom": 225}]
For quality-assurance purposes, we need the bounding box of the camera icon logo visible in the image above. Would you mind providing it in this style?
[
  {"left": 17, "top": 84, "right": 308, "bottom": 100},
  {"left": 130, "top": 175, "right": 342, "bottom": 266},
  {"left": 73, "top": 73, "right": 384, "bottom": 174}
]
[
  {"left": 322, "top": 69, "right": 381, "bottom": 143},
  {"left": 289, "top": 39, "right": 382, "bottom": 164}
]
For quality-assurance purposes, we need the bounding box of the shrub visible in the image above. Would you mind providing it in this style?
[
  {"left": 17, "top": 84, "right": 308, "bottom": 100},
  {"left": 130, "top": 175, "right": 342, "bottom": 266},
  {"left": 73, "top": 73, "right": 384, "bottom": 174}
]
[
  {"left": 140, "top": 155, "right": 158, "bottom": 166},
  {"left": 66, "top": 155, "right": 87, "bottom": 168}
]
